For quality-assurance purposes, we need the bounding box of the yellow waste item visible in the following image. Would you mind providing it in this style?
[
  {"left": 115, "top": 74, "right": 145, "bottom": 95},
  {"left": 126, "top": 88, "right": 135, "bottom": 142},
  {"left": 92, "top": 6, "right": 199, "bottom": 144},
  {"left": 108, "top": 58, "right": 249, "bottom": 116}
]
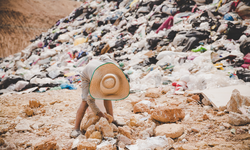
[
  {"left": 130, "top": 0, "right": 139, "bottom": 7},
  {"left": 64, "top": 72, "right": 76, "bottom": 77},
  {"left": 74, "top": 37, "right": 88, "bottom": 46},
  {"left": 214, "top": 63, "right": 224, "bottom": 70}
]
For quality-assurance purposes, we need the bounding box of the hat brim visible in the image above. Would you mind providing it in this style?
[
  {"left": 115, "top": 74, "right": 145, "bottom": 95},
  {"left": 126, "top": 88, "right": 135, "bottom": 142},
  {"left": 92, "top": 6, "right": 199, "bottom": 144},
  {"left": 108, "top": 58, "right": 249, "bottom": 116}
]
[{"left": 89, "top": 63, "right": 130, "bottom": 100}]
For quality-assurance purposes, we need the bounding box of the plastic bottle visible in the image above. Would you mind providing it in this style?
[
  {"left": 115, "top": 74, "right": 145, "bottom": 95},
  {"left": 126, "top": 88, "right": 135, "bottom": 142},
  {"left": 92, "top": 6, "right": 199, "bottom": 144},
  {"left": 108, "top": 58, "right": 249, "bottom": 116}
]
[
  {"left": 191, "top": 47, "right": 207, "bottom": 52},
  {"left": 217, "top": 24, "right": 228, "bottom": 34}
]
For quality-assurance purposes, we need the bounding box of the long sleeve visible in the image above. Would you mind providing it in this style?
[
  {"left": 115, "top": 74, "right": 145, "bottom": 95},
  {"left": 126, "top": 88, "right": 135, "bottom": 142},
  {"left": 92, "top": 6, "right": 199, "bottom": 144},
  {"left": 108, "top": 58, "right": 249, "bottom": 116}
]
[{"left": 86, "top": 96, "right": 101, "bottom": 115}]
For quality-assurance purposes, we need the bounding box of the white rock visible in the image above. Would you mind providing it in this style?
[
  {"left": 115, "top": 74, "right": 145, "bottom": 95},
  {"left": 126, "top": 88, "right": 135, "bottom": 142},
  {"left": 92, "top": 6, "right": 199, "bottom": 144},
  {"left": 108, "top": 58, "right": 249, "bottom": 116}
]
[
  {"left": 154, "top": 124, "right": 184, "bottom": 138},
  {"left": 15, "top": 120, "right": 33, "bottom": 132}
]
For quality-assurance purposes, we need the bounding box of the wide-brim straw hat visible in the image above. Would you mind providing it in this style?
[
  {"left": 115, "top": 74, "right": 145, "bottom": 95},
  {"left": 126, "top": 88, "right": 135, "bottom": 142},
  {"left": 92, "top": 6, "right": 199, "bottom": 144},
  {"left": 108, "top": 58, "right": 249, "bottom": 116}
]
[{"left": 89, "top": 63, "right": 130, "bottom": 100}]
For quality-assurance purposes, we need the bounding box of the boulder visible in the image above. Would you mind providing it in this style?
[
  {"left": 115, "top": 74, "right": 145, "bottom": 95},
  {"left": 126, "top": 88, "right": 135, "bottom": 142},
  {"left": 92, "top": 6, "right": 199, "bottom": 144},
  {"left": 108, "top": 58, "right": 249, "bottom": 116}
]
[
  {"left": 85, "top": 125, "right": 96, "bottom": 138},
  {"left": 110, "top": 123, "right": 118, "bottom": 132},
  {"left": 0, "top": 127, "right": 8, "bottom": 135},
  {"left": 191, "top": 127, "right": 199, "bottom": 133},
  {"left": 222, "top": 123, "right": 231, "bottom": 129},
  {"left": 29, "top": 100, "right": 41, "bottom": 108},
  {"left": 186, "top": 97, "right": 196, "bottom": 103},
  {"left": 89, "top": 131, "right": 102, "bottom": 140},
  {"left": 145, "top": 88, "right": 161, "bottom": 98},
  {"left": 161, "top": 86, "right": 171, "bottom": 94},
  {"left": 34, "top": 138, "right": 57, "bottom": 150},
  {"left": 133, "top": 103, "right": 150, "bottom": 114},
  {"left": 105, "top": 113, "right": 113, "bottom": 123},
  {"left": 191, "top": 95, "right": 200, "bottom": 101},
  {"left": 117, "top": 134, "right": 131, "bottom": 145},
  {"left": 151, "top": 106, "right": 185, "bottom": 123},
  {"left": 15, "top": 120, "right": 32, "bottom": 132},
  {"left": 201, "top": 98, "right": 212, "bottom": 106},
  {"left": 0, "top": 138, "right": 5, "bottom": 146},
  {"left": 129, "top": 95, "right": 142, "bottom": 106},
  {"left": 118, "top": 126, "right": 131, "bottom": 139},
  {"left": 77, "top": 141, "right": 96, "bottom": 150},
  {"left": 25, "top": 107, "right": 34, "bottom": 117},
  {"left": 118, "top": 141, "right": 126, "bottom": 149},
  {"left": 202, "top": 114, "right": 209, "bottom": 120},
  {"left": 217, "top": 112, "right": 225, "bottom": 116},
  {"left": 178, "top": 144, "right": 199, "bottom": 150},
  {"left": 81, "top": 113, "right": 100, "bottom": 131},
  {"left": 228, "top": 112, "right": 250, "bottom": 126},
  {"left": 129, "top": 116, "right": 139, "bottom": 127},
  {"left": 98, "top": 144, "right": 113, "bottom": 150},
  {"left": 154, "top": 124, "right": 184, "bottom": 138},
  {"left": 95, "top": 117, "right": 114, "bottom": 137},
  {"left": 227, "top": 89, "right": 250, "bottom": 114}
]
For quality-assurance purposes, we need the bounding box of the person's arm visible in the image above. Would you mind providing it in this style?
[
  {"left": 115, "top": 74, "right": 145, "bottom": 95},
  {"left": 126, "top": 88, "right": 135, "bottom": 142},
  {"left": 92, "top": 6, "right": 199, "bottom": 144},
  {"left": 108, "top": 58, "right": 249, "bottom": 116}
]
[{"left": 86, "top": 96, "right": 109, "bottom": 120}]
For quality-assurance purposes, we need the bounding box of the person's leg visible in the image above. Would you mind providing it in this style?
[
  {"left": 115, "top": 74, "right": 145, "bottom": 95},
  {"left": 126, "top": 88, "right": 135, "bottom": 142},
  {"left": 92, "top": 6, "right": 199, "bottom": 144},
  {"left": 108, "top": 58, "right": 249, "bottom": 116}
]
[
  {"left": 74, "top": 101, "right": 89, "bottom": 130},
  {"left": 104, "top": 100, "right": 113, "bottom": 117}
]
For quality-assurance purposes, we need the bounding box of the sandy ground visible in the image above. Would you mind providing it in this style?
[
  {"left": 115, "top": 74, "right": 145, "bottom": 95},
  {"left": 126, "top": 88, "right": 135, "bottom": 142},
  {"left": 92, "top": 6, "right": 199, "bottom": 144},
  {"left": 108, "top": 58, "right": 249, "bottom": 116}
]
[
  {"left": 0, "top": 87, "right": 250, "bottom": 149},
  {"left": 0, "top": 0, "right": 82, "bottom": 58}
]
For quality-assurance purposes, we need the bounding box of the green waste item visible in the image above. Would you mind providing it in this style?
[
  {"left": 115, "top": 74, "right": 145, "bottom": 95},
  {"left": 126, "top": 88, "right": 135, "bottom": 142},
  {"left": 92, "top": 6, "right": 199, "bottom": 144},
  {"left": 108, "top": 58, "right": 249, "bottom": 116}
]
[
  {"left": 230, "top": 128, "right": 236, "bottom": 134},
  {"left": 119, "top": 62, "right": 124, "bottom": 68},
  {"left": 52, "top": 29, "right": 60, "bottom": 33},
  {"left": 162, "top": 80, "right": 172, "bottom": 85},
  {"left": 127, "top": 70, "right": 133, "bottom": 75},
  {"left": 50, "top": 86, "right": 62, "bottom": 90},
  {"left": 163, "top": 65, "right": 174, "bottom": 70},
  {"left": 191, "top": 47, "right": 207, "bottom": 53}
]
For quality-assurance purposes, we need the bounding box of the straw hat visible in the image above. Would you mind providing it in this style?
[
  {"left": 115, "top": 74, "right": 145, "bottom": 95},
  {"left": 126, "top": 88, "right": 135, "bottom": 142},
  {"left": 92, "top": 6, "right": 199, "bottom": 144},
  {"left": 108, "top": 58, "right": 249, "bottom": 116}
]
[{"left": 89, "top": 63, "right": 130, "bottom": 100}]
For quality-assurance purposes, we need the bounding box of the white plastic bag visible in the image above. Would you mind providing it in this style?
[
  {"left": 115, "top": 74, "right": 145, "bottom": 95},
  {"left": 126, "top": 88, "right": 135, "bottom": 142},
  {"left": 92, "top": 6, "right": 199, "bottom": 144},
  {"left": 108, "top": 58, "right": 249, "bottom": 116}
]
[{"left": 15, "top": 81, "right": 29, "bottom": 91}]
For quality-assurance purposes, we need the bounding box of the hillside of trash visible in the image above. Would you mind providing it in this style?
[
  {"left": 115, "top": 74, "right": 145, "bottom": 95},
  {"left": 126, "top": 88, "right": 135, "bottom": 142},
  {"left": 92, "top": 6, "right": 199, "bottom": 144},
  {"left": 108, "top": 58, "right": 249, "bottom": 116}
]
[{"left": 0, "top": 0, "right": 250, "bottom": 149}]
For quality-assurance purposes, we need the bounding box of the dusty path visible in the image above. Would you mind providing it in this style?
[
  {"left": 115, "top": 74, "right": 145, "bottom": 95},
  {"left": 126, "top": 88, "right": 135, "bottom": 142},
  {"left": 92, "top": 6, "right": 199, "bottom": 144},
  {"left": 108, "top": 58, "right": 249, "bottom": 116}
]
[
  {"left": 0, "top": 0, "right": 82, "bottom": 58},
  {"left": 0, "top": 87, "right": 249, "bottom": 149}
]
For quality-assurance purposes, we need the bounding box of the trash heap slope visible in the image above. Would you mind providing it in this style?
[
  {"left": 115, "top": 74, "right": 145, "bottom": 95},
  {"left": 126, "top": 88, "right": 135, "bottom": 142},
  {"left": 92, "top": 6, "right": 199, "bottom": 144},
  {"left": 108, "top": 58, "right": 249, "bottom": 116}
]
[{"left": 0, "top": 0, "right": 250, "bottom": 95}]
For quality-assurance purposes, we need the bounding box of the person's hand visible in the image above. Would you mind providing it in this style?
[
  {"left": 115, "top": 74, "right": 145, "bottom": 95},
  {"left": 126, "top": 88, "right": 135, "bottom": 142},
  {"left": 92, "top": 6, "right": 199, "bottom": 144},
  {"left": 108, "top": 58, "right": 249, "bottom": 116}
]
[{"left": 97, "top": 112, "right": 109, "bottom": 120}]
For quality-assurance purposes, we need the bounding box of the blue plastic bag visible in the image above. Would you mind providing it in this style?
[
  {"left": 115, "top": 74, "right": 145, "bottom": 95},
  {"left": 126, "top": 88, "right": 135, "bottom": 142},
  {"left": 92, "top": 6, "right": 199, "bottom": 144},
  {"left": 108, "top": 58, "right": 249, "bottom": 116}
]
[{"left": 60, "top": 83, "right": 77, "bottom": 90}]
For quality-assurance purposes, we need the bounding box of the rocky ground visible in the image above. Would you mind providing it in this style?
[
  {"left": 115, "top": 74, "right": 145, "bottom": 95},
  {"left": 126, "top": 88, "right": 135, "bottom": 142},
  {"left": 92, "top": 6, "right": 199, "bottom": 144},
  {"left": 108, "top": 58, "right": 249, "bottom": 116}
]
[
  {"left": 0, "top": 86, "right": 249, "bottom": 150},
  {"left": 0, "top": 0, "right": 81, "bottom": 58}
]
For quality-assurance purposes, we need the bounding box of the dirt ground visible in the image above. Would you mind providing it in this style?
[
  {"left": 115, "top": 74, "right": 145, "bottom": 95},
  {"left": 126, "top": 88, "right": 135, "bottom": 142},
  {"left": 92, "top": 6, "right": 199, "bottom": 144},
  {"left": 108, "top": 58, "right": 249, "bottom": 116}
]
[
  {"left": 0, "top": 0, "right": 82, "bottom": 58},
  {"left": 0, "top": 87, "right": 249, "bottom": 149}
]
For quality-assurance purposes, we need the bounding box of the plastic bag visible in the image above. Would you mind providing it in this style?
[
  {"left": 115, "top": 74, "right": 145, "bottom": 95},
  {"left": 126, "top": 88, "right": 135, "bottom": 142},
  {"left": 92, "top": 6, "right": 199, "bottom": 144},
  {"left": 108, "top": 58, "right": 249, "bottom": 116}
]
[
  {"left": 218, "top": 1, "right": 233, "bottom": 15},
  {"left": 60, "top": 83, "right": 77, "bottom": 90},
  {"left": 14, "top": 81, "right": 29, "bottom": 91},
  {"left": 74, "top": 37, "right": 88, "bottom": 46}
]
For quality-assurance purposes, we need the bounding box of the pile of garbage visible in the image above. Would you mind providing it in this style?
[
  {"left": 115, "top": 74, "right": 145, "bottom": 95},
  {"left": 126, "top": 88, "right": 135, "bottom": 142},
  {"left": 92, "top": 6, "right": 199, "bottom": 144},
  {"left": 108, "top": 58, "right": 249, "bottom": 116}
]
[{"left": 0, "top": 0, "right": 250, "bottom": 95}]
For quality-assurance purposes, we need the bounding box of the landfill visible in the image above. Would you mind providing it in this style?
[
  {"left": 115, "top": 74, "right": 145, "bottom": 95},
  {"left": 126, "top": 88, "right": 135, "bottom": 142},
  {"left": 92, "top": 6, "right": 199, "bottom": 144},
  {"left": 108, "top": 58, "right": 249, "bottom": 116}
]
[{"left": 1, "top": 0, "right": 250, "bottom": 149}]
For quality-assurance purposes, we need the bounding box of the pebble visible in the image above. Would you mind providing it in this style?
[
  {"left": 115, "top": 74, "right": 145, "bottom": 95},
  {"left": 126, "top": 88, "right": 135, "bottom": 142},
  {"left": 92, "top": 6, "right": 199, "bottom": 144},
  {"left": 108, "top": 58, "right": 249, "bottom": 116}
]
[
  {"left": 217, "top": 111, "right": 225, "bottom": 116},
  {"left": 219, "top": 126, "right": 225, "bottom": 131}
]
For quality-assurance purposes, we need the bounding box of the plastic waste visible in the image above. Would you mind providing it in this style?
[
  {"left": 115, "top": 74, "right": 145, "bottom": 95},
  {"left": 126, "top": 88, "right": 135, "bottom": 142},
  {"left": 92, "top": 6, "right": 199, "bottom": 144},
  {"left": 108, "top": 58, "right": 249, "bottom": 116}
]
[
  {"left": 74, "top": 37, "right": 88, "bottom": 46},
  {"left": 243, "top": 53, "right": 250, "bottom": 64},
  {"left": 224, "top": 12, "right": 241, "bottom": 21},
  {"left": 14, "top": 81, "right": 29, "bottom": 91},
  {"left": 218, "top": 1, "right": 233, "bottom": 15},
  {"left": 161, "top": 5, "right": 178, "bottom": 15},
  {"left": 174, "top": 12, "right": 193, "bottom": 25},
  {"left": 73, "top": 56, "right": 89, "bottom": 67},
  {"left": 217, "top": 23, "right": 228, "bottom": 34},
  {"left": 191, "top": 47, "right": 207, "bottom": 53},
  {"left": 50, "top": 86, "right": 62, "bottom": 90},
  {"left": 156, "top": 16, "right": 174, "bottom": 34},
  {"left": 60, "top": 83, "right": 77, "bottom": 90},
  {"left": 236, "top": 3, "right": 250, "bottom": 20}
]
